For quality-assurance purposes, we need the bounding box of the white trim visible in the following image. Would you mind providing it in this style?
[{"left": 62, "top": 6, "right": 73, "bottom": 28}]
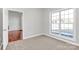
[
  {"left": 3, "top": 8, "right": 8, "bottom": 50},
  {"left": 24, "top": 33, "right": 44, "bottom": 39},
  {"left": 73, "top": 9, "right": 77, "bottom": 41}
]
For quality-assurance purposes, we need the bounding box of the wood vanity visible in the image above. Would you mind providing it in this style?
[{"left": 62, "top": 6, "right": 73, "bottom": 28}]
[{"left": 8, "top": 30, "right": 22, "bottom": 42}]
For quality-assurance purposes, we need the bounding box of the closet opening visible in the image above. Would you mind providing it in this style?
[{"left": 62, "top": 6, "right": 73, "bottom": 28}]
[{"left": 8, "top": 10, "right": 23, "bottom": 42}]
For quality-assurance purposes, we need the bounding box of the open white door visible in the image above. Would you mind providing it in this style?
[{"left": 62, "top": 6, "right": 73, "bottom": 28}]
[
  {"left": 3, "top": 8, "right": 24, "bottom": 49},
  {"left": 3, "top": 8, "right": 8, "bottom": 50}
]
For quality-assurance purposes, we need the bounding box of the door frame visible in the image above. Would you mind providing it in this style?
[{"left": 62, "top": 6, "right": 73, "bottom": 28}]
[
  {"left": 8, "top": 9, "right": 24, "bottom": 42},
  {"left": 3, "top": 8, "right": 24, "bottom": 49}
]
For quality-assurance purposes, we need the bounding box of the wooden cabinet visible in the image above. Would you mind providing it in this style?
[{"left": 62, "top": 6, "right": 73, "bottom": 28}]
[{"left": 8, "top": 30, "right": 22, "bottom": 42}]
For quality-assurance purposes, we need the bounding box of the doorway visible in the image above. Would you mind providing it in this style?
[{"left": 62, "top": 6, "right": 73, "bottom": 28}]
[{"left": 8, "top": 10, "right": 23, "bottom": 42}]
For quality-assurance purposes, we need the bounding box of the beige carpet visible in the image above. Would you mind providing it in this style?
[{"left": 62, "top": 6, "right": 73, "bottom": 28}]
[{"left": 6, "top": 35, "right": 79, "bottom": 50}]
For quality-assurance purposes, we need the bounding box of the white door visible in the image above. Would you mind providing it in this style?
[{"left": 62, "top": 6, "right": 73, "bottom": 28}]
[{"left": 3, "top": 8, "right": 8, "bottom": 50}]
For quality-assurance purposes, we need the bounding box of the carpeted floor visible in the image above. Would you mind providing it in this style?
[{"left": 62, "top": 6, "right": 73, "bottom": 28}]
[{"left": 6, "top": 35, "right": 79, "bottom": 50}]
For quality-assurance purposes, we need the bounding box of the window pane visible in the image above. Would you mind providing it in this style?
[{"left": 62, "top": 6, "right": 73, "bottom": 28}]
[
  {"left": 60, "top": 9, "right": 74, "bottom": 38},
  {"left": 64, "top": 19, "right": 69, "bottom": 23},
  {"left": 54, "top": 12, "right": 59, "bottom": 16},
  {"left": 69, "top": 18, "right": 73, "bottom": 23},
  {"left": 56, "top": 20, "right": 59, "bottom": 23},
  {"left": 61, "top": 15, "right": 64, "bottom": 19},
  {"left": 52, "top": 16, "right": 56, "bottom": 20},
  {"left": 56, "top": 16, "right": 59, "bottom": 19},
  {"left": 69, "top": 24, "right": 73, "bottom": 29},
  {"left": 52, "top": 12, "right": 59, "bottom": 17},
  {"left": 65, "top": 10, "right": 69, "bottom": 14},
  {"left": 69, "top": 14, "right": 73, "bottom": 18},
  {"left": 69, "top": 9, "right": 74, "bottom": 14},
  {"left": 52, "top": 24, "right": 54, "bottom": 30},
  {"left": 61, "top": 11, "right": 64, "bottom": 15},
  {"left": 61, "top": 24, "right": 65, "bottom": 29},
  {"left": 64, "top": 24, "right": 69, "bottom": 29},
  {"left": 52, "top": 12, "right": 59, "bottom": 33},
  {"left": 65, "top": 14, "right": 68, "bottom": 19},
  {"left": 54, "top": 24, "right": 59, "bottom": 29}
]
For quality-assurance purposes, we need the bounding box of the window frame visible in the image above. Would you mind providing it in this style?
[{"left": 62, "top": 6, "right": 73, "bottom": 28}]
[{"left": 51, "top": 8, "right": 74, "bottom": 38}]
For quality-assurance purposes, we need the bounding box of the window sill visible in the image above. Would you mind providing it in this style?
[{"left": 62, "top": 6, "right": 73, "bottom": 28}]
[{"left": 51, "top": 32, "right": 75, "bottom": 42}]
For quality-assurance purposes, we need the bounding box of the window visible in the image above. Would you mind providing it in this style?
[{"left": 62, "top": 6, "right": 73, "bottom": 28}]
[
  {"left": 52, "top": 12, "right": 60, "bottom": 34},
  {"left": 51, "top": 9, "right": 74, "bottom": 38}
]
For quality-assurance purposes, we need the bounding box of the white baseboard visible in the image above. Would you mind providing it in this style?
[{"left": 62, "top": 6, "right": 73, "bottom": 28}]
[
  {"left": 24, "top": 33, "right": 44, "bottom": 40},
  {"left": 44, "top": 34, "right": 79, "bottom": 47}
]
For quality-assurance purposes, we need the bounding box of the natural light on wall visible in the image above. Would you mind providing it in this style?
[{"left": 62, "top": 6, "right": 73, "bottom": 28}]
[{"left": 51, "top": 9, "right": 74, "bottom": 38}]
